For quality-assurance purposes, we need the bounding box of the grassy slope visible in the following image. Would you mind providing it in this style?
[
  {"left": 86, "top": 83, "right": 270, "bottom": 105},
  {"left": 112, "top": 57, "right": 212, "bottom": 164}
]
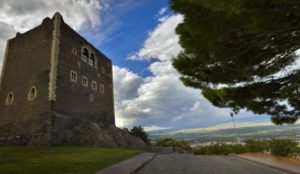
[{"left": 0, "top": 146, "right": 141, "bottom": 174}]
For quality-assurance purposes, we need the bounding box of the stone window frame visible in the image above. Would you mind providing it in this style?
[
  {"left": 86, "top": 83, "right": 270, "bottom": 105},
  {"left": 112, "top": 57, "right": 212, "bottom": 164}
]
[
  {"left": 99, "top": 84, "right": 105, "bottom": 94},
  {"left": 91, "top": 80, "right": 97, "bottom": 91},
  {"left": 81, "top": 46, "right": 98, "bottom": 69},
  {"left": 70, "top": 70, "right": 78, "bottom": 82},
  {"left": 82, "top": 76, "right": 88, "bottom": 87},
  {"left": 5, "top": 92, "right": 14, "bottom": 105},
  {"left": 81, "top": 47, "right": 89, "bottom": 63},
  {"left": 89, "top": 53, "right": 96, "bottom": 67},
  {"left": 89, "top": 94, "right": 94, "bottom": 102},
  {"left": 28, "top": 86, "right": 38, "bottom": 101}
]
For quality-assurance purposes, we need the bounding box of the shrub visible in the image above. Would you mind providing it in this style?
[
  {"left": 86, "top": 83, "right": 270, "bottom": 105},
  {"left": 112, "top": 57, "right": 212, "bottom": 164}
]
[
  {"left": 294, "top": 147, "right": 300, "bottom": 156},
  {"left": 193, "top": 144, "right": 246, "bottom": 155},
  {"left": 155, "top": 138, "right": 176, "bottom": 147},
  {"left": 231, "top": 144, "right": 247, "bottom": 154},
  {"left": 269, "top": 139, "right": 298, "bottom": 157},
  {"left": 155, "top": 138, "right": 192, "bottom": 152},
  {"left": 245, "top": 139, "right": 267, "bottom": 153},
  {"left": 176, "top": 140, "right": 192, "bottom": 151},
  {"left": 129, "top": 126, "right": 150, "bottom": 144}
]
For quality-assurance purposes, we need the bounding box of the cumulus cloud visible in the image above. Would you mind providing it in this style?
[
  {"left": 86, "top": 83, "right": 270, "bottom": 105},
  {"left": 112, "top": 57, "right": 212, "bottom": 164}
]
[
  {"left": 0, "top": 0, "right": 103, "bottom": 32},
  {"left": 143, "top": 125, "right": 171, "bottom": 132},
  {"left": 0, "top": 0, "right": 105, "bottom": 71},
  {"left": 113, "top": 12, "right": 235, "bottom": 130},
  {"left": 128, "top": 14, "right": 183, "bottom": 61},
  {"left": 158, "top": 8, "right": 168, "bottom": 16},
  {"left": 113, "top": 66, "right": 144, "bottom": 101}
]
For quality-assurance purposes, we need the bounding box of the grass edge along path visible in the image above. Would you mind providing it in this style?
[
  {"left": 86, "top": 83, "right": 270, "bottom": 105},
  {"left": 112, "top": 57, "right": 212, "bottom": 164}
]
[{"left": 0, "top": 146, "right": 141, "bottom": 174}]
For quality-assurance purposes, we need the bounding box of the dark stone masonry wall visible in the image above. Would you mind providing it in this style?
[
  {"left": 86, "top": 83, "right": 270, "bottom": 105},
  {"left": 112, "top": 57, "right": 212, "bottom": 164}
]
[
  {"left": 0, "top": 18, "right": 54, "bottom": 145},
  {"left": 50, "top": 17, "right": 115, "bottom": 144}
]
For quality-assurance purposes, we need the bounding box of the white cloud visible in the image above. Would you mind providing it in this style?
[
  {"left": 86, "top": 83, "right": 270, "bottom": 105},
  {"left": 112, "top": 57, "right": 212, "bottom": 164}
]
[
  {"left": 112, "top": 13, "right": 235, "bottom": 130},
  {"left": 113, "top": 62, "right": 232, "bottom": 129},
  {"left": 158, "top": 8, "right": 168, "bottom": 16},
  {"left": 190, "top": 101, "right": 201, "bottom": 111},
  {"left": 156, "top": 7, "right": 168, "bottom": 18},
  {"left": 113, "top": 66, "right": 143, "bottom": 101},
  {"left": 0, "top": 0, "right": 104, "bottom": 71},
  {"left": 128, "top": 14, "right": 183, "bottom": 61},
  {"left": 143, "top": 125, "right": 171, "bottom": 132},
  {"left": 0, "top": 0, "right": 103, "bottom": 32}
]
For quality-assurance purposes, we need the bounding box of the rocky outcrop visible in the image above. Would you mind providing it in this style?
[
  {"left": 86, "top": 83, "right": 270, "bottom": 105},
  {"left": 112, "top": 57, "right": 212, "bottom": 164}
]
[
  {"left": 68, "top": 122, "right": 150, "bottom": 150},
  {"left": 0, "top": 122, "right": 149, "bottom": 151}
]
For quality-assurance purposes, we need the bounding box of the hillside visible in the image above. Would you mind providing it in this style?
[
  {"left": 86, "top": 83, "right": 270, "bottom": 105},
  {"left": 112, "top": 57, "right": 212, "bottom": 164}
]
[{"left": 149, "top": 123, "right": 300, "bottom": 143}]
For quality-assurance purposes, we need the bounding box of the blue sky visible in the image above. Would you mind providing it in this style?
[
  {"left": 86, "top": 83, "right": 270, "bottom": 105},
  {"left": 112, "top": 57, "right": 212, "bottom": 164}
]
[
  {"left": 0, "top": 0, "right": 274, "bottom": 131},
  {"left": 91, "top": 0, "right": 170, "bottom": 77}
]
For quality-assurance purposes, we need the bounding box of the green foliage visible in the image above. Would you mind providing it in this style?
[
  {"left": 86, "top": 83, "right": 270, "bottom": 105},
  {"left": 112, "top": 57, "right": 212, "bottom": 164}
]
[
  {"left": 245, "top": 139, "right": 268, "bottom": 153},
  {"left": 193, "top": 144, "right": 246, "bottom": 155},
  {"left": 129, "top": 125, "right": 150, "bottom": 144},
  {"left": 193, "top": 139, "right": 299, "bottom": 157},
  {"left": 0, "top": 146, "right": 140, "bottom": 174},
  {"left": 155, "top": 138, "right": 176, "bottom": 146},
  {"left": 170, "top": 0, "right": 300, "bottom": 123},
  {"left": 176, "top": 140, "right": 193, "bottom": 152},
  {"left": 269, "top": 139, "right": 298, "bottom": 157},
  {"left": 294, "top": 147, "right": 300, "bottom": 156},
  {"left": 155, "top": 138, "right": 192, "bottom": 152}
]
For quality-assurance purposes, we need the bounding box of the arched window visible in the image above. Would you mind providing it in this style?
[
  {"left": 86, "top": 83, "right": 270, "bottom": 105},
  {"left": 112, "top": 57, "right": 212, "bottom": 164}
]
[
  {"left": 5, "top": 92, "right": 14, "bottom": 105},
  {"left": 72, "top": 48, "right": 77, "bottom": 55},
  {"left": 28, "top": 87, "right": 37, "bottom": 101},
  {"left": 81, "top": 47, "right": 88, "bottom": 62},
  {"left": 89, "top": 53, "right": 96, "bottom": 67}
]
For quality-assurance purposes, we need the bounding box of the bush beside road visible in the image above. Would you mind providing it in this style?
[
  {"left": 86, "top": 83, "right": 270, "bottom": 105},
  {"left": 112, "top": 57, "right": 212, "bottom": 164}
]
[{"left": 193, "top": 139, "right": 300, "bottom": 157}]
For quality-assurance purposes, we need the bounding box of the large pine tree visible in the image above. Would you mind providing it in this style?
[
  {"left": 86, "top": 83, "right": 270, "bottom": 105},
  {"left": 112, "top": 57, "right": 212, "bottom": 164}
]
[{"left": 171, "top": 0, "right": 300, "bottom": 124}]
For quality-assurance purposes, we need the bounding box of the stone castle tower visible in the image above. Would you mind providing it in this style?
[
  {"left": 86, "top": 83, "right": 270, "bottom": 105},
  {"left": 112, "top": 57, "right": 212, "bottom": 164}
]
[{"left": 0, "top": 13, "right": 116, "bottom": 145}]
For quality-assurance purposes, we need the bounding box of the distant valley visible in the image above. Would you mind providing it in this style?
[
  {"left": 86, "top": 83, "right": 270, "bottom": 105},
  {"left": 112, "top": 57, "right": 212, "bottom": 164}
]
[{"left": 149, "top": 122, "right": 300, "bottom": 143}]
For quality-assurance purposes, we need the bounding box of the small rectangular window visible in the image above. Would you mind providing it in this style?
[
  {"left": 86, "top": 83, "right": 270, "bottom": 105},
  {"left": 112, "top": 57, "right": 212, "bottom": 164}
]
[
  {"left": 89, "top": 94, "right": 94, "bottom": 102},
  {"left": 100, "top": 84, "right": 105, "bottom": 94},
  {"left": 70, "top": 70, "right": 78, "bottom": 82},
  {"left": 82, "top": 76, "right": 88, "bottom": 87},
  {"left": 91, "top": 81, "right": 97, "bottom": 91}
]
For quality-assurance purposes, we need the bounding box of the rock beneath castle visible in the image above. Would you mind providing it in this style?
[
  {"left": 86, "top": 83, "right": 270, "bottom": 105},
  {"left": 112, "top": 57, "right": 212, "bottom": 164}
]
[
  {"left": 64, "top": 122, "right": 149, "bottom": 150},
  {"left": 0, "top": 122, "right": 149, "bottom": 150}
]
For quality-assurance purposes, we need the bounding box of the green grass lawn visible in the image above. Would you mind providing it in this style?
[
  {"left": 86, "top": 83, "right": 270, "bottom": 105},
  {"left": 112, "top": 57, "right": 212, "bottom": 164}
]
[{"left": 0, "top": 146, "right": 141, "bottom": 174}]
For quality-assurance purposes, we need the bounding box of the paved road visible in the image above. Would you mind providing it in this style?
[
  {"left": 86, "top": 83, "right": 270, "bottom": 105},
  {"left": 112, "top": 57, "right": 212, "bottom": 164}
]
[{"left": 134, "top": 154, "right": 289, "bottom": 174}]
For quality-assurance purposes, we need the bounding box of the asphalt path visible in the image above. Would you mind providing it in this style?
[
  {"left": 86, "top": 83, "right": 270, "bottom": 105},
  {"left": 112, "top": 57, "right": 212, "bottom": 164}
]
[{"left": 135, "top": 154, "right": 289, "bottom": 174}]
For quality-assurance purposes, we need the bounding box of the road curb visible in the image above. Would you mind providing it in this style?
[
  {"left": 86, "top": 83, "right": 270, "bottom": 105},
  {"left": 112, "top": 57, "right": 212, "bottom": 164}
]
[
  {"left": 231, "top": 155, "right": 299, "bottom": 174},
  {"left": 130, "top": 153, "right": 158, "bottom": 174},
  {"left": 95, "top": 153, "right": 157, "bottom": 174}
]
